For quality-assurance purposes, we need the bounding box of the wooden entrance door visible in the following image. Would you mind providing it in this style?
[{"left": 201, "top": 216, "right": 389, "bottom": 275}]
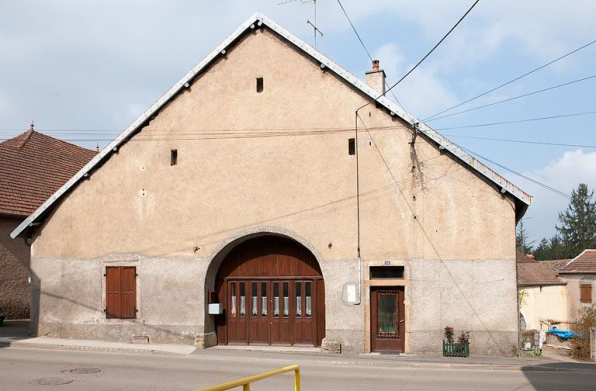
[{"left": 371, "top": 287, "right": 405, "bottom": 352}]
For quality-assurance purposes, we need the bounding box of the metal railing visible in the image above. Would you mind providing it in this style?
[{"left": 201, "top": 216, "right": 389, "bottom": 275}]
[
  {"left": 540, "top": 319, "right": 575, "bottom": 332},
  {"left": 195, "top": 365, "right": 300, "bottom": 391}
]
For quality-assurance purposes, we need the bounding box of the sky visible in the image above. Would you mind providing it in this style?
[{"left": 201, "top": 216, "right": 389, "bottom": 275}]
[{"left": 1, "top": 0, "right": 595, "bottom": 245}]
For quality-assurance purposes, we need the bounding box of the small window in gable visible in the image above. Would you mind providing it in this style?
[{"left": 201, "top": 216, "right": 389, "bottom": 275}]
[
  {"left": 256, "top": 77, "right": 264, "bottom": 93},
  {"left": 348, "top": 138, "right": 356, "bottom": 155},
  {"left": 171, "top": 149, "right": 178, "bottom": 166}
]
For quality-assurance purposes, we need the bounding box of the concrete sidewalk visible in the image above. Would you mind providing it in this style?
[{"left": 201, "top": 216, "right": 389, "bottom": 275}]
[{"left": 1, "top": 320, "right": 595, "bottom": 372}]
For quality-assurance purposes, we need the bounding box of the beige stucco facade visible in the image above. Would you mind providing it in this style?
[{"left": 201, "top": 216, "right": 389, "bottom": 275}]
[
  {"left": 26, "top": 25, "right": 522, "bottom": 355},
  {"left": 0, "top": 216, "right": 30, "bottom": 319},
  {"left": 560, "top": 274, "right": 595, "bottom": 321},
  {"left": 518, "top": 285, "right": 568, "bottom": 331}
]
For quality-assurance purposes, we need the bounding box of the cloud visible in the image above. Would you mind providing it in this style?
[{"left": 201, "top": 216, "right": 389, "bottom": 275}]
[
  {"left": 522, "top": 149, "right": 596, "bottom": 241},
  {"left": 373, "top": 43, "right": 458, "bottom": 118}
]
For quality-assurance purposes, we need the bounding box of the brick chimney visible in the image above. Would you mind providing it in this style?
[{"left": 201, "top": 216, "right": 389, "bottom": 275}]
[{"left": 366, "top": 59, "right": 386, "bottom": 96}]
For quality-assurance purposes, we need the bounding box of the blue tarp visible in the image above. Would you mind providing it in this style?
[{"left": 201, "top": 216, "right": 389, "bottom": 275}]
[{"left": 548, "top": 327, "right": 578, "bottom": 339}]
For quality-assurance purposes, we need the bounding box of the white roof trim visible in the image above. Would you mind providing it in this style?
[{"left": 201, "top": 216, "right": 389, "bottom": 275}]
[
  {"left": 11, "top": 12, "right": 531, "bottom": 239},
  {"left": 561, "top": 249, "right": 596, "bottom": 270}
]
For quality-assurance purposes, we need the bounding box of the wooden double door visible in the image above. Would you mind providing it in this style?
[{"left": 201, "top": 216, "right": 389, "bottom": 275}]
[
  {"left": 215, "top": 235, "right": 325, "bottom": 347},
  {"left": 371, "top": 287, "right": 405, "bottom": 352},
  {"left": 225, "top": 278, "right": 322, "bottom": 346}
]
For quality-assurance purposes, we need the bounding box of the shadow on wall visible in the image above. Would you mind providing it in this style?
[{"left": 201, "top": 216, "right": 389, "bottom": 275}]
[
  {"left": 29, "top": 270, "right": 199, "bottom": 344},
  {"left": 522, "top": 362, "right": 596, "bottom": 390}
]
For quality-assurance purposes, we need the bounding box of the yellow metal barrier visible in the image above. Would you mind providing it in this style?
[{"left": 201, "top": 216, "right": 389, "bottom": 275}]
[{"left": 195, "top": 364, "right": 300, "bottom": 391}]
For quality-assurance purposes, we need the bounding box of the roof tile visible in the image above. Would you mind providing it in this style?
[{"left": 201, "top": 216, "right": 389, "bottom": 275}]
[{"left": 0, "top": 129, "right": 97, "bottom": 216}]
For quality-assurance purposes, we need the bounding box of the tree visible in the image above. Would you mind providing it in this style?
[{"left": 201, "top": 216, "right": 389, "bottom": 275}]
[
  {"left": 556, "top": 183, "right": 596, "bottom": 258},
  {"left": 533, "top": 238, "right": 551, "bottom": 260},
  {"left": 516, "top": 218, "right": 534, "bottom": 254}
]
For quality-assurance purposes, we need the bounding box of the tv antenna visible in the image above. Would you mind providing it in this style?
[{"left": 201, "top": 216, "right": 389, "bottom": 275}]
[{"left": 278, "top": 0, "right": 323, "bottom": 51}]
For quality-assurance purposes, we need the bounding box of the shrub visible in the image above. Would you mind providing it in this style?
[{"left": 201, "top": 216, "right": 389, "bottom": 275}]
[
  {"left": 570, "top": 307, "right": 596, "bottom": 360},
  {"left": 444, "top": 326, "right": 454, "bottom": 343}
]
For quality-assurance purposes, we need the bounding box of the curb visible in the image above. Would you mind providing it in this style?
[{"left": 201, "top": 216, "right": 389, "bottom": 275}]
[{"left": 0, "top": 340, "right": 192, "bottom": 357}]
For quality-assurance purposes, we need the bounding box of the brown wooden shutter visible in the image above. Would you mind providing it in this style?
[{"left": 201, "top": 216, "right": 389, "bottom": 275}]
[
  {"left": 580, "top": 283, "right": 592, "bottom": 303},
  {"left": 106, "top": 267, "right": 122, "bottom": 318},
  {"left": 106, "top": 266, "right": 137, "bottom": 319},
  {"left": 121, "top": 267, "right": 137, "bottom": 319}
]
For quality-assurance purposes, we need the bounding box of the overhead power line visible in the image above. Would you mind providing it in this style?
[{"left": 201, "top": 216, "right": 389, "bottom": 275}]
[
  {"left": 425, "top": 37, "right": 596, "bottom": 121},
  {"left": 434, "top": 110, "right": 596, "bottom": 130},
  {"left": 335, "top": 0, "right": 416, "bottom": 124},
  {"left": 426, "top": 74, "right": 596, "bottom": 122},
  {"left": 444, "top": 134, "right": 596, "bottom": 149},
  {"left": 383, "top": 0, "right": 481, "bottom": 98},
  {"left": 458, "top": 144, "right": 571, "bottom": 199}
]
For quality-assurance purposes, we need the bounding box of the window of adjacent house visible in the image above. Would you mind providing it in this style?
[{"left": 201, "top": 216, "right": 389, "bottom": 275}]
[
  {"left": 256, "top": 77, "right": 264, "bottom": 93},
  {"left": 348, "top": 138, "right": 356, "bottom": 155},
  {"left": 580, "top": 283, "right": 592, "bottom": 304},
  {"left": 105, "top": 266, "right": 137, "bottom": 319}
]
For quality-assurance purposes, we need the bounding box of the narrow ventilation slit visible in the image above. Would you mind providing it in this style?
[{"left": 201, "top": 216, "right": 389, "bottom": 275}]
[
  {"left": 348, "top": 138, "right": 356, "bottom": 155},
  {"left": 170, "top": 149, "right": 178, "bottom": 166},
  {"left": 256, "top": 77, "right": 264, "bottom": 93}
]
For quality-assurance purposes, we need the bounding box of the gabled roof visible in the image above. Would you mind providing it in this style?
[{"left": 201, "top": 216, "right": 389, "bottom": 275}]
[
  {"left": 0, "top": 127, "right": 97, "bottom": 217},
  {"left": 541, "top": 259, "right": 571, "bottom": 273},
  {"left": 11, "top": 12, "right": 532, "bottom": 239},
  {"left": 559, "top": 249, "right": 596, "bottom": 274},
  {"left": 516, "top": 252, "right": 566, "bottom": 286}
]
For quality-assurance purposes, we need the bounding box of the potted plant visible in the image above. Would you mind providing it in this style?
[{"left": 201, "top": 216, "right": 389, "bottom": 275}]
[
  {"left": 443, "top": 326, "right": 470, "bottom": 357},
  {"left": 0, "top": 307, "right": 6, "bottom": 326}
]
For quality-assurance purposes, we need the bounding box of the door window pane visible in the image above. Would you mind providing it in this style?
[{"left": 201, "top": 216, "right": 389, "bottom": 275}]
[
  {"left": 305, "top": 282, "right": 312, "bottom": 318},
  {"left": 252, "top": 282, "right": 258, "bottom": 316},
  {"left": 230, "top": 283, "right": 237, "bottom": 317},
  {"left": 239, "top": 282, "right": 246, "bottom": 317},
  {"left": 296, "top": 282, "right": 302, "bottom": 317},
  {"left": 273, "top": 283, "right": 280, "bottom": 317},
  {"left": 378, "top": 293, "right": 397, "bottom": 336},
  {"left": 283, "top": 282, "right": 289, "bottom": 317},
  {"left": 261, "top": 282, "right": 267, "bottom": 317}
]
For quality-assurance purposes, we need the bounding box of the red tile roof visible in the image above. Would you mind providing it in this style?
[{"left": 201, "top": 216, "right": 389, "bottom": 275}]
[
  {"left": 559, "top": 250, "right": 596, "bottom": 274},
  {"left": 0, "top": 128, "right": 97, "bottom": 217},
  {"left": 516, "top": 252, "right": 566, "bottom": 286},
  {"left": 540, "top": 259, "right": 570, "bottom": 273}
]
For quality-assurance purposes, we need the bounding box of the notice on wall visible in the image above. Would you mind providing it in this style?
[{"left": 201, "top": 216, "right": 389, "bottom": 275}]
[{"left": 342, "top": 282, "right": 361, "bottom": 305}]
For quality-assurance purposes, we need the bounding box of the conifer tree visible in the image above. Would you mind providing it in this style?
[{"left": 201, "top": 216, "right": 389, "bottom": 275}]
[{"left": 556, "top": 183, "right": 596, "bottom": 258}]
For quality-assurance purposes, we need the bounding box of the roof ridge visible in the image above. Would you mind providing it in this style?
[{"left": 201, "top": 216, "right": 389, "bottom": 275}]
[{"left": 31, "top": 131, "right": 98, "bottom": 153}]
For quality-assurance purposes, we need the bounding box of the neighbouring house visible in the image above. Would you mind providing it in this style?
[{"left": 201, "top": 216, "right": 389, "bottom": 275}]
[
  {"left": 0, "top": 126, "right": 96, "bottom": 319},
  {"left": 10, "top": 13, "right": 532, "bottom": 355},
  {"left": 557, "top": 250, "right": 596, "bottom": 321},
  {"left": 516, "top": 252, "right": 567, "bottom": 331}
]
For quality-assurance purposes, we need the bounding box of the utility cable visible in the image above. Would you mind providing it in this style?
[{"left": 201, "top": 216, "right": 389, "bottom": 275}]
[
  {"left": 457, "top": 143, "right": 571, "bottom": 199},
  {"left": 434, "top": 110, "right": 596, "bottom": 130},
  {"left": 382, "top": 0, "right": 481, "bottom": 99},
  {"left": 335, "top": 0, "right": 416, "bottom": 124},
  {"left": 443, "top": 134, "right": 596, "bottom": 149},
  {"left": 425, "top": 37, "right": 596, "bottom": 121},
  {"left": 427, "top": 74, "right": 596, "bottom": 122}
]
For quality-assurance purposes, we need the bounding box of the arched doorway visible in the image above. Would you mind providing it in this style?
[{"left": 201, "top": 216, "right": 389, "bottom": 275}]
[{"left": 214, "top": 235, "right": 325, "bottom": 346}]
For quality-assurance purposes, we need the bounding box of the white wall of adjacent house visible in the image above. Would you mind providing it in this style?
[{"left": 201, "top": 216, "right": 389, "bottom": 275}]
[{"left": 519, "top": 285, "right": 568, "bottom": 331}]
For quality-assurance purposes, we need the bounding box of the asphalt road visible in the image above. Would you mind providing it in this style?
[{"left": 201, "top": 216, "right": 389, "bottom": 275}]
[{"left": 1, "top": 347, "right": 595, "bottom": 391}]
